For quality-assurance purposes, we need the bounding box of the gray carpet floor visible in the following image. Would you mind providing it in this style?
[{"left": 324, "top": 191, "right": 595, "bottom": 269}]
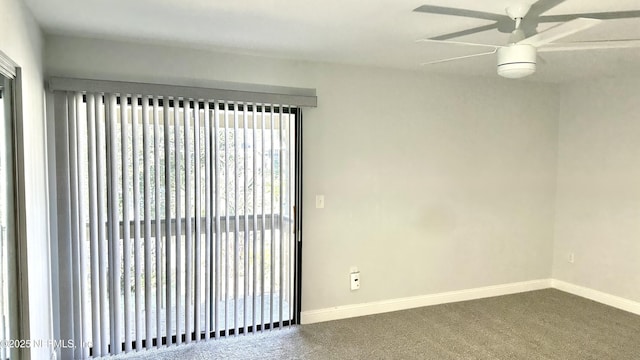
[{"left": 112, "top": 289, "right": 640, "bottom": 359}]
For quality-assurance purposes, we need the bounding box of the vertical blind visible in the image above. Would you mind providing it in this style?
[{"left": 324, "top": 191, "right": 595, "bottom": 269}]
[{"left": 52, "top": 86, "right": 303, "bottom": 358}]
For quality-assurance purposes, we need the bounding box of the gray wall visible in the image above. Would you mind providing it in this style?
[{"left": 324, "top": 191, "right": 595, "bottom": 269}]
[
  {"left": 45, "top": 35, "right": 560, "bottom": 313},
  {"left": 0, "top": 0, "right": 51, "bottom": 358},
  {"left": 553, "top": 77, "right": 640, "bottom": 302}
]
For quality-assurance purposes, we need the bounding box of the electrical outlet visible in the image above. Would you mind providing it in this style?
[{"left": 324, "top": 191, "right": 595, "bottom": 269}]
[
  {"left": 350, "top": 272, "right": 360, "bottom": 291},
  {"left": 568, "top": 252, "right": 575, "bottom": 263}
]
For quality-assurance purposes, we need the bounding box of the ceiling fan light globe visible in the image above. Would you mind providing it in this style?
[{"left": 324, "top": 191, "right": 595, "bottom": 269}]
[
  {"left": 498, "top": 63, "right": 536, "bottom": 78},
  {"left": 497, "top": 44, "right": 537, "bottom": 78}
]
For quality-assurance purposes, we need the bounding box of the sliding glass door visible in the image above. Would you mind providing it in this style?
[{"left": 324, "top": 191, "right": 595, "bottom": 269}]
[{"left": 52, "top": 90, "right": 302, "bottom": 358}]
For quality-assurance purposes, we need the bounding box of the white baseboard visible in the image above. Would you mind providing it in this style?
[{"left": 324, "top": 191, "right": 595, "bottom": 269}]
[
  {"left": 301, "top": 278, "right": 640, "bottom": 325},
  {"left": 300, "top": 279, "right": 552, "bottom": 324},
  {"left": 550, "top": 279, "right": 640, "bottom": 316}
]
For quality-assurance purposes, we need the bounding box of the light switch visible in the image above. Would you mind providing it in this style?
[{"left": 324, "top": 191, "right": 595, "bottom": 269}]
[{"left": 316, "top": 195, "right": 325, "bottom": 209}]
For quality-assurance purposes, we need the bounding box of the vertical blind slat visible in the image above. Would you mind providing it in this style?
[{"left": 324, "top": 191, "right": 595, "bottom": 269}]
[
  {"left": 163, "top": 98, "right": 173, "bottom": 347},
  {"left": 194, "top": 101, "right": 202, "bottom": 341},
  {"left": 287, "top": 112, "right": 292, "bottom": 326},
  {"left": 233, "top": 103, "right": 239, "bottom": 336},
  {"left": 283, "top": 110, "right": 288, "bottom": 328},
  {"left": 221, "top": 103, "right": 229, "bottom": 329},
  {"left": 142, "top": 96, "right": 153, "bottom": 350},
  {"left": 260, "top": 105, "right": 267, "bottom": 332},
  {"left": 185, "top": 99, "right": 193, "bottom": 344},
  {"left": 54, "top": 92, "right": 74, "bottom": 360},
  {"left": 288, "top": 112, "right": 294, "bottom": 326},
  {"left": 223, "top": 102, "right": 230, "bottom": 334},
  {"left": 278, "top": 105, "right": 286, "bottom": 329},
  {"left": 96, "top": 94, "right": 110, "bottom": 354},
  {"left": 107, "top": 93, "right": 122, "bottom": 355},
  {"left": 68, "top": 93, "right": 83, "bottom": 359},
  {"left": 152, "top": 97, "right": 162, "bottom": 348},
  {"left": 294, "top": 111, "right": 302, "bottom": 324},
  {"left": 77, "top": 92, "right": 90, "bottom": 358},
  {"left": 132, "top": 95, "right": 143, "bottom": 351},
  {"left": 213, "top": 101, "right": 221, "bottom": 339},
  {"left": 106, "top": 94, "right": 115, "bottom": 354},
  {"left": 204, "top": 102, "right": 212, "bottom": 340},
  {"left": 243, "top": 106, "right": 249, "bottom": 334},
  {"left": 121, "top": 95, "right": 133, "bottom": 353},
  {"left": 86, "top": 93, "right": 101, "bottom": 356},
  {"left": 175, "top": 99, "right": 183, "bottom": 346}
]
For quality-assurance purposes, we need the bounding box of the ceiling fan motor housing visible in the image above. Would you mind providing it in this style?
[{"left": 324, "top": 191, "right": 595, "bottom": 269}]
[{"left": 497, "top": 44, "right": 537, "bottom": 78}]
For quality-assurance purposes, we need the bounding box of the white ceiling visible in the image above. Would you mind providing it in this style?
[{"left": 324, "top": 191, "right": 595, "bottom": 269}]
[{"left": 24, "top": 0, "right": 640, "bottom": 83}]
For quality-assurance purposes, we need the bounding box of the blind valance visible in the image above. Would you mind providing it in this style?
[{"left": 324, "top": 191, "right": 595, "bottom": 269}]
[{"left": 48, "top": 77, "right": 317, "bottom": 108}]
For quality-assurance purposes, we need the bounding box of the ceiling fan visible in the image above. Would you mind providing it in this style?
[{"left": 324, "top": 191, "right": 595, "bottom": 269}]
[{"left": 414, "top": 0, "right": 640, "bottom": 78}]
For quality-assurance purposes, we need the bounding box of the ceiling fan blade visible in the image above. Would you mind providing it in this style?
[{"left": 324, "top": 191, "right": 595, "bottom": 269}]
[
  {"left": 413, "top": 5, "right": 504, "bottom": 21},
  {"left": 527, "top": 0, "right": 567, "bottom": 18},
  {"left": 518, "top": 18, "right": 602, "bottom": 47},
  {"left": 416, "top": 39, "right": 500, "bottom": 49},
  {"left": 429, "top": 23, "right": 499, "bottom": 41},
  {"left": 538, "top": 39, "right": 640, "bottom": 52},
  {"left": 421, "top": 49, "right": 498, "bottom": 66},
  {"left": 539, "top": 10, "right": 640, "bottom": 23}
]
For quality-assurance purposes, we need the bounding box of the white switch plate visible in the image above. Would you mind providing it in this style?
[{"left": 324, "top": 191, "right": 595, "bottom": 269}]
[
  {"left": 316, "top": 195, "right": 325, "bottom": 208},
  {"left": 568, "top": 253, "right": 575, "bottom": 263}
]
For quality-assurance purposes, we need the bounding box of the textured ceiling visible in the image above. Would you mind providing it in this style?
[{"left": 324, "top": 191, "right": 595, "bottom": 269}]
[{"left": 24, "top": 0, "right": 640, "bottom": 83}]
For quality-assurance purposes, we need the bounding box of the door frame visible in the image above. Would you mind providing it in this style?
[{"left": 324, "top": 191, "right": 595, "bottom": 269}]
[{"left": 0, "top": 50, "right": 29, "bottom": 360}]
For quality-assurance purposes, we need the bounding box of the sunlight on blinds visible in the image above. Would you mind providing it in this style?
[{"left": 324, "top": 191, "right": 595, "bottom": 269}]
[{"left": 53, "top": 91, "right": 298, "bottom": 358}]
